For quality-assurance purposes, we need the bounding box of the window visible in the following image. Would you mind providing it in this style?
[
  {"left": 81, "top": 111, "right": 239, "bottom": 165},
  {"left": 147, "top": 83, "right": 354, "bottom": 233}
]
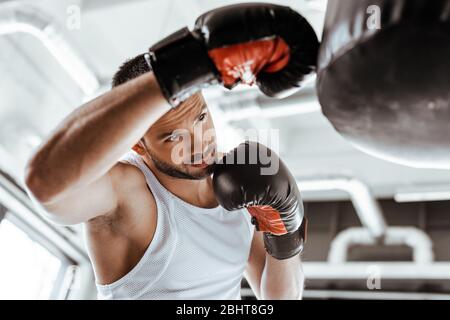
[{"left": 0, "top": 217, "right": 63, "bottom": 299}]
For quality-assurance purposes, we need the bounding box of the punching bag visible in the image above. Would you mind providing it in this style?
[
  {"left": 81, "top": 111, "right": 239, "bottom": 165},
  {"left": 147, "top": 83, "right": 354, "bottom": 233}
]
[{"left": 317, "top": 0, "right": 450, "bottom": 168}]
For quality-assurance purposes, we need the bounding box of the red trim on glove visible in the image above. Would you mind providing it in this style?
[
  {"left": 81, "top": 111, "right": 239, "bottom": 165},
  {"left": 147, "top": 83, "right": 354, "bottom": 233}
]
[
  {"left": 247, "top": 205, "right": 288, "bottom": 236},
  {"left": 207, "top": 37, "right": 290, "bottom": 88}
]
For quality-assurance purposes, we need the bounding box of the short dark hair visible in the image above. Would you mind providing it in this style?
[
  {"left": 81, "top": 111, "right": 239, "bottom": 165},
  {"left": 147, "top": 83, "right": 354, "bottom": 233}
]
[{"left": 111, "top": 53, "right": 151, "bottom": 88}]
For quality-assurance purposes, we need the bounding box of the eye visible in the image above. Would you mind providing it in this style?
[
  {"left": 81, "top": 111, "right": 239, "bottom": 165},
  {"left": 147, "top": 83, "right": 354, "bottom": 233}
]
[
  {"left": 198, "top": 112, "right": 208, "bottom": 122},
  {"left": 166, "top": 133, "right": 181, "bottom": 142}
]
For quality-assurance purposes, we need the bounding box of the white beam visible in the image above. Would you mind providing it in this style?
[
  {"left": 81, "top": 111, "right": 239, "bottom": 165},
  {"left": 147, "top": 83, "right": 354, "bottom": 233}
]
[
  {"left": 303, "top": 262, "right": 450, "bottom": 280},
  {"left": 304, "top": 290, "right": 450, "bottom": 300}
]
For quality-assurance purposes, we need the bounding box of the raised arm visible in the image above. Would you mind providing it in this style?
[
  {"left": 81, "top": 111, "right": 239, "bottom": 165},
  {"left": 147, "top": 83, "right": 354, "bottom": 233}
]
[{"left": 24, "top": 72, "right": 169, "bottom": 224}]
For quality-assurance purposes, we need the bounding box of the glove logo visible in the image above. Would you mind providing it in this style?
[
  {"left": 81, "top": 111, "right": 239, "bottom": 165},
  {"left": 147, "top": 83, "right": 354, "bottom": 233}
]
[{"left": 228, "top": 60, "right": 256, "bottom": 85}]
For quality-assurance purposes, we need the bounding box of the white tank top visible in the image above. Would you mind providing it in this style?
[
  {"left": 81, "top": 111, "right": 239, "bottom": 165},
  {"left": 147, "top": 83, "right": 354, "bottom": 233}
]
[{"left": 96, "top": 151, "right": 255, "bottom": 300}]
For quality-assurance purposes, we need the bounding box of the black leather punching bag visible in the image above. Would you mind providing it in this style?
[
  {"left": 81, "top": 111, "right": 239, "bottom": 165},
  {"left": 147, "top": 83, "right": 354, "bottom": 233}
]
[{"left": 317, "top": 0, "right": 450, "bottom": 168}]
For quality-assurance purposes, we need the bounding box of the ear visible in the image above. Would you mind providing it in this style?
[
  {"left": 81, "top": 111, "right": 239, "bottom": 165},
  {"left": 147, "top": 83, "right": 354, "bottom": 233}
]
[{"left": 132, "top": 141, "right": 145, "bottom": 155}]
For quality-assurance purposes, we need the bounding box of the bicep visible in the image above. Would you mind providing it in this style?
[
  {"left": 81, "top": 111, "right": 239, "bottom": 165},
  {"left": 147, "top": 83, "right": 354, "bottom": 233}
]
[{"left": 244, "top": 231, "right": 266, "bottom": 300}]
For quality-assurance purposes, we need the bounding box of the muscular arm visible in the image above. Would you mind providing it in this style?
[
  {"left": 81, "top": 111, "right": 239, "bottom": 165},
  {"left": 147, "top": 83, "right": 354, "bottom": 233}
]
[
  {"left": 24, "top": 72, "right": 169, "bottom": 224},
  {"left": 245, "top": 231, "right": 305, "bottom": 300}
]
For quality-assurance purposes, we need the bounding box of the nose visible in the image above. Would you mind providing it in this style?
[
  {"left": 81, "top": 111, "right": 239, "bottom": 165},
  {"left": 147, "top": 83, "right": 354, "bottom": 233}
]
[{"left": 190, "top": 126, "right": 216, "bottom": 164}]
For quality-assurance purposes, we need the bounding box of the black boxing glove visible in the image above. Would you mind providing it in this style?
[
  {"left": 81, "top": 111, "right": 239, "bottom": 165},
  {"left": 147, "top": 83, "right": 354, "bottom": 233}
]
[
  {"left": 148, "top": 3, "right": 319, "bottom": 106},
  {"left": 212, "top": 141, "right": 307, "bottom": 260}
]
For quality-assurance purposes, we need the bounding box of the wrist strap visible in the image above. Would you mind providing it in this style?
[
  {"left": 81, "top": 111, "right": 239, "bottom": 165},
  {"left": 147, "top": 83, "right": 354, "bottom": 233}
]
[
  {"left": 148, "top": 27, "right": 220, "bottom": 107},
  {"left": 263, "top": 217, "right": 308, "bottom": 260}
]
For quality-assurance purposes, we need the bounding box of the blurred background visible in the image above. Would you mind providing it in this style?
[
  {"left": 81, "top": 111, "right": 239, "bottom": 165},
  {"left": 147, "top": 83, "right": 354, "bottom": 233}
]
[{"left": 1, "top": 0, "right": 450, "bottom": 300}]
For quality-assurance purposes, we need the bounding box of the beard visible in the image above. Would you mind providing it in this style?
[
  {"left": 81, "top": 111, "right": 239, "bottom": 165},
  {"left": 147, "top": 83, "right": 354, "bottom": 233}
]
[{"left": 146, "top": 147, "right": 216, "bottom": 180}]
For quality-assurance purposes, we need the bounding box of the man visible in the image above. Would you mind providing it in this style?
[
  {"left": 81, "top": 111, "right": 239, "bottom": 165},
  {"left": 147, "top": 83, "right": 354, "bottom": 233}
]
[{"left": 24, "top": 3, "right": 318, "bottom": 299}]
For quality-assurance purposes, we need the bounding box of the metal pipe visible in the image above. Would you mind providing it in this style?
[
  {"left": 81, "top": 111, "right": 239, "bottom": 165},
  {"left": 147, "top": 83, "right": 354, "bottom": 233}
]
[
  {"left": 302, "top": 290, "right": 450, "bottom": 300},
  {"left": 395, "top": 184, "right": 450, "bottom": 202},
  {"left": 241, "top": 287, "right": 450, "bottom": 300},
  {"left": 65, "top": 263, "right": 97, "bottom": 300},
  {"left": 298, "top": 175, "right": 388, "bottom": 238},
  {"left": 0, "top": 2, "right": 99, "bottom": 96},
  {"left": 215, "top": 80, "right": 320, "bottom": 122},
  {"left": 327, "top": 227, "right": 434, "bottom": 264},
  {"left": 303, "top": 262, "right": 450, "bottom": 280}
]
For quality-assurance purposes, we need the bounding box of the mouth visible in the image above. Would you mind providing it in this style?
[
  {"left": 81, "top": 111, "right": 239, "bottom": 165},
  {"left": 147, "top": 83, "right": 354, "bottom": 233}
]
[
  {"left": 190, "top": 161, "right": 210, "bottom": 169},
  {"left": 190, "top": 153, "right": 216, "bottom": 168}
]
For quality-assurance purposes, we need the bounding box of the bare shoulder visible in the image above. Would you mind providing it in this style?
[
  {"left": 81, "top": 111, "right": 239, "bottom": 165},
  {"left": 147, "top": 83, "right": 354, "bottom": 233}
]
[{"left": 110, "top": 161, "right": 148, "bottom": 193}]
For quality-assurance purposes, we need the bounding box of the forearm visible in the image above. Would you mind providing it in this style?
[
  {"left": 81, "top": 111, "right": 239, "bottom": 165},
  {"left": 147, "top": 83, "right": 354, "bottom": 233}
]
[
  {"left": 25, "top": 72, "right": 169, "bottom": 203},
  {"left": 260, "top": 253, "right": 304, "bottom": 300}
]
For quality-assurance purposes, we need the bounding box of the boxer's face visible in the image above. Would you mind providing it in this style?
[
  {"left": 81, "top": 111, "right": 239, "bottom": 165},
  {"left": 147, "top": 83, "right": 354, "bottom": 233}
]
[{"left": 134, "top": 92, "right": 217, "bottom": 180}]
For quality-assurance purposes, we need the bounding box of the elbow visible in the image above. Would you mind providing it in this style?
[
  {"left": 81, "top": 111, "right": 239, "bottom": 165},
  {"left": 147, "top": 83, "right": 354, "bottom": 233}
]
[
  {"left": 24, "top": 164, "right": 57, "bottom": 204},
  {"left": 24, "top": 165, "right": 79, "bottom": 227}
]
